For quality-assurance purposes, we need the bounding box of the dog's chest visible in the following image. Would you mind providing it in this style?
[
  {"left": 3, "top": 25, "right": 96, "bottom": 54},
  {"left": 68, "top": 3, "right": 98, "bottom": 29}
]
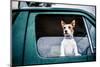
[
  {"left": 61, "top": 38, "right": 76, "bottom": 55},
  {"left": 61, "top": 39, "right": 75, "bottom": 47}
]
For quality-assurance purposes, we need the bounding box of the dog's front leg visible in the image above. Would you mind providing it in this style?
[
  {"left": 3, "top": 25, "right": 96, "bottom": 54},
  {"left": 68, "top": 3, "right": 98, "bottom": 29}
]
[
  {"left": 74, "top": 43, "right": 81, "bottom": 56},
  {"left": 60, "top": 44, "right": 65, "bottom": 56}
]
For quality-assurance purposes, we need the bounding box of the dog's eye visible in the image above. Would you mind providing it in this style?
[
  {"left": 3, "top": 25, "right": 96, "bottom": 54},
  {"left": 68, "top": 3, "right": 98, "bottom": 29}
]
[
  {"left": 68, "top": 26, "right": 71, "bottom": 29},
  {"left": 64, "top": 27, "right": 66, "bottom": 29}
]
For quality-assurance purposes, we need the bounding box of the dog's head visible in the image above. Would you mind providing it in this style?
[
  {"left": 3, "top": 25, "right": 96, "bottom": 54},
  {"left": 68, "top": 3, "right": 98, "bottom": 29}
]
[{"left": 61, "top": 20, "right": 75, "bottom": 37}]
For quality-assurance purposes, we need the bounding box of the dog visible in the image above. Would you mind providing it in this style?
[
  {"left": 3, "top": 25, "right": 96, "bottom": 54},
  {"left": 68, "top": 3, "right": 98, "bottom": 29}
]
[{"left": 60, "top": 20, "right": 81, "bottom": 56}]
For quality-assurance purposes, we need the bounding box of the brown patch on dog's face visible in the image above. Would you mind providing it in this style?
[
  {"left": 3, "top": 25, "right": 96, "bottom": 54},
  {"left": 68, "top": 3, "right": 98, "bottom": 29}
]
[{"left": 67, "top": 24, "right": 74, "bottom": 33}]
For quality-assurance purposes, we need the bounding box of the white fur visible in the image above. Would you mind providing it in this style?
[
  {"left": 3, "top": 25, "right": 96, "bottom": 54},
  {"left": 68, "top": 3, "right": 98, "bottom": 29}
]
[{"left": 60, "top": 38, "right": 81, "bottom": 56}]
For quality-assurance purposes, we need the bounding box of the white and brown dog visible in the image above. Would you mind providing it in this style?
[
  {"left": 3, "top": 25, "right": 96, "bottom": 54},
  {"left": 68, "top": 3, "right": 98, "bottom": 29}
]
[{"left": 60, "top": 20, "right": 81, "bottom": 56}]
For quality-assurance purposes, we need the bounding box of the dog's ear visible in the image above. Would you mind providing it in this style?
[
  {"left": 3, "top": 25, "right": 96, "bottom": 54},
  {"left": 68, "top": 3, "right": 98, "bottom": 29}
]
[
  {"left": 71, "top": 20, "right": 75, "bottom": 27},
  {"left": 61, "top": 20, "right": 65, "bottom": 27}
]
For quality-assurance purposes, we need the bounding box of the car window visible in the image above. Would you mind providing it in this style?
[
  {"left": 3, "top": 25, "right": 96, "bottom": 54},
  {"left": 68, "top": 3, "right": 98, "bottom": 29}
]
[{"left": 35, "top": 14, "right": 92, "bottom": 57}]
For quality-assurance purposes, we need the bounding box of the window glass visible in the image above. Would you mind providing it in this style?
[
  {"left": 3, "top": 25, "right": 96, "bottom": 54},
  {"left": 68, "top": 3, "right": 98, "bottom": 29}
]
[{"left": 85, "top": 18, "right": 96, "bottom": 53}]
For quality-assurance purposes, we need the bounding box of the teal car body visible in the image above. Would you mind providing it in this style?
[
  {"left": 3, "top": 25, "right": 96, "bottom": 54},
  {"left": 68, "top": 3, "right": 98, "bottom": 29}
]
[{"left": 12, "top": 7, "right": 96, "bottom": 66}]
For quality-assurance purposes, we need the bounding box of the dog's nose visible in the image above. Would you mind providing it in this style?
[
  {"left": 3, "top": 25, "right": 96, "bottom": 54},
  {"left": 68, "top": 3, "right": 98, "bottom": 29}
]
[{"left": 65, "top": 30, "right": 68, "bottom": 34}]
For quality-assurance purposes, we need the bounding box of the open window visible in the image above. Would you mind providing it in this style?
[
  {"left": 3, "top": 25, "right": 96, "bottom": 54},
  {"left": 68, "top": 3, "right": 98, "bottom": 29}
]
[{"left": 35, "top": 14, "right": 94, "bottom": 57}]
